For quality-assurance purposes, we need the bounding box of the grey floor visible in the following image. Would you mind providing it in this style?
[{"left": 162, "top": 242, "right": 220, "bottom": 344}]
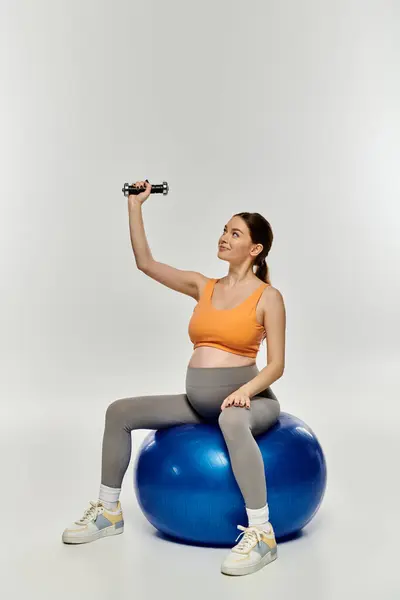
[{"left": 2, "top": 397, "right": 398, "bottom": 600}]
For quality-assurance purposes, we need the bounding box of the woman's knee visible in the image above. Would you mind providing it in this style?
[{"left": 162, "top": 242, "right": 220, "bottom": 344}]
[
  {"left": 218, "top": 407, "right": 249, "bottom": 440},
  {"left": 105, "top": 398, "right": 129, "bottom": 424}
]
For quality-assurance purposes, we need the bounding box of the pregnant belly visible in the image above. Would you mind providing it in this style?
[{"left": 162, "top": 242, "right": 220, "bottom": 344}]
[
  {"left": 187, "top": 346, "right": 256, "bottom": 369},
  {"left": 186, "top": 378, "right": 249, "bottom": 420}
]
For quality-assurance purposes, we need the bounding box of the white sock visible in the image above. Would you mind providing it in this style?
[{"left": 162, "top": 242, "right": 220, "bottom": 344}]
[
  {"left": 246, "top": 504, "right": 271, "bottom": 531},
  {"left": 99, "top": 483, "right": 121, "bottom": 511}
]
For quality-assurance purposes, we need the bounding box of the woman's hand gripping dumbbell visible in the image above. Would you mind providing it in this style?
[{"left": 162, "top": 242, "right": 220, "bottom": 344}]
[{"left": 122, "top": 180, "right": 169, "bottom": 204}]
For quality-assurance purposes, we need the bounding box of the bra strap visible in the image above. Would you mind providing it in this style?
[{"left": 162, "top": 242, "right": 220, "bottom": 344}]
[
  {"left": 199, "top": 278, "right": 217, "bottom": 304},
  {"left": 248, "top": 282, "right": 270, "bottom": 314}
]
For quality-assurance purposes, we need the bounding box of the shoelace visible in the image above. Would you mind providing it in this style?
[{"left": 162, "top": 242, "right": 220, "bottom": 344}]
[
  {"left": 75, "top": 501, "right": 104, "bottom": 525},
  {"left": 233, "top": 525, "right": 263, "bottom": 554}
]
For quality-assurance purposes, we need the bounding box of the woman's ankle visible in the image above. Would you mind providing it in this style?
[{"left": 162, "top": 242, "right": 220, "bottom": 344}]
[{"left": 99, "top": 483, "right": 121, "bottom": 510}]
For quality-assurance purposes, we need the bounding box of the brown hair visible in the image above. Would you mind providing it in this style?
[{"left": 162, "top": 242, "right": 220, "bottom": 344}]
[{"left": 234, "top": 212, "right": 273, "bottom": 284}]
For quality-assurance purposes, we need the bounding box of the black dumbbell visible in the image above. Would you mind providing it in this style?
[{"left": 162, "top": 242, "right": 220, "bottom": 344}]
[{"left": 122, "top": 181, "right": 169, "bottom": 197}]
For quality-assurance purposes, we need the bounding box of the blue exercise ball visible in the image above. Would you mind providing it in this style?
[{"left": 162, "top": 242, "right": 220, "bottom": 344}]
[{"left": 133, "top": 412, "right": 327, "bottom": 546}]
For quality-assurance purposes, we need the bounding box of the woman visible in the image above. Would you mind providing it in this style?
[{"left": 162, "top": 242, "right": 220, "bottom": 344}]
[{"left": 62, "top": 180, "right": 286, "bottom": 577}]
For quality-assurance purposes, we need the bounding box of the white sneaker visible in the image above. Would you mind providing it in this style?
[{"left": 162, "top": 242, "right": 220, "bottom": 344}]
[
  {"left": 221, "top": 522, "right": 278, "bottom": 576},
  {"left": 62, "top": 500, "right": 124, "bottom": 545}
]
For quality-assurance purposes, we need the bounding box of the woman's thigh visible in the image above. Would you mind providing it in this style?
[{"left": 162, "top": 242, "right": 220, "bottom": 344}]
[
  {"left": 105, "top": 393, "right": 205, "bottom": 431},
  {"left": 248, "top": 396, "right": 281, "bottom": 436}
]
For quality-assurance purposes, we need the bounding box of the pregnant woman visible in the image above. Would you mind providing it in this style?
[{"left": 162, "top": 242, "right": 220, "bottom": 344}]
[{"left": 62, "top": 180, "right": 286, "bottom": 577}]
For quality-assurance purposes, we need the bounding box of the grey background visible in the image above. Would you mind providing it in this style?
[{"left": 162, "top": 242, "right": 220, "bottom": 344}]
[{"left": 1, "top": 1, "right": 399, "bottom": 598}]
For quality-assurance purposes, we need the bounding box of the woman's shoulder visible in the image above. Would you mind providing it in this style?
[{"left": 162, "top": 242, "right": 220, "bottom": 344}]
[
  {"left": 259, "top": 284, "right": 285, "bottom": 309},
  {"left": 193, "top": 275, "right": 215, "bottom": 302}
]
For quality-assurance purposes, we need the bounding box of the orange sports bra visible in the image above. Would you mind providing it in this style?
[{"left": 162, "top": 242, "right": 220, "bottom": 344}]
[{"left": 188, "top": 278, "right": 270, "bottom": 358}]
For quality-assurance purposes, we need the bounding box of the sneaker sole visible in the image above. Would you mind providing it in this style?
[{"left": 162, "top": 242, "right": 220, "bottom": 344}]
[
  {"left": 221, "top": 546, "right": 278, "bottom": 576},
  {"left": 62, "top": 524, "right": 124, "bottom": 545}
]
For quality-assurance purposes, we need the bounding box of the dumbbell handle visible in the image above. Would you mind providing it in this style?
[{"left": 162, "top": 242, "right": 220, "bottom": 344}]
[{"left": 122, "top": 181, "right": 169, "bottom": 197}]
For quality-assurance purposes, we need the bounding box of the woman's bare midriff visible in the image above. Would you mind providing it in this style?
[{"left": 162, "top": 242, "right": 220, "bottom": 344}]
[{"left": 187, "top": 347, "right": 256, "bottom": 368}]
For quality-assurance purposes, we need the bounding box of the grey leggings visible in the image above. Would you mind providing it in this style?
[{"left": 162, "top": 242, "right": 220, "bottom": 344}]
[{"left": 101, "top": 364, "right": 280, "bottom": 509}]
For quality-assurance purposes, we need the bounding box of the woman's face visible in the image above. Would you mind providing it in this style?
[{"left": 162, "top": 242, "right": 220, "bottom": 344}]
[{"left": 218, "top": 216, "right": 256, "bottom": 263}]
